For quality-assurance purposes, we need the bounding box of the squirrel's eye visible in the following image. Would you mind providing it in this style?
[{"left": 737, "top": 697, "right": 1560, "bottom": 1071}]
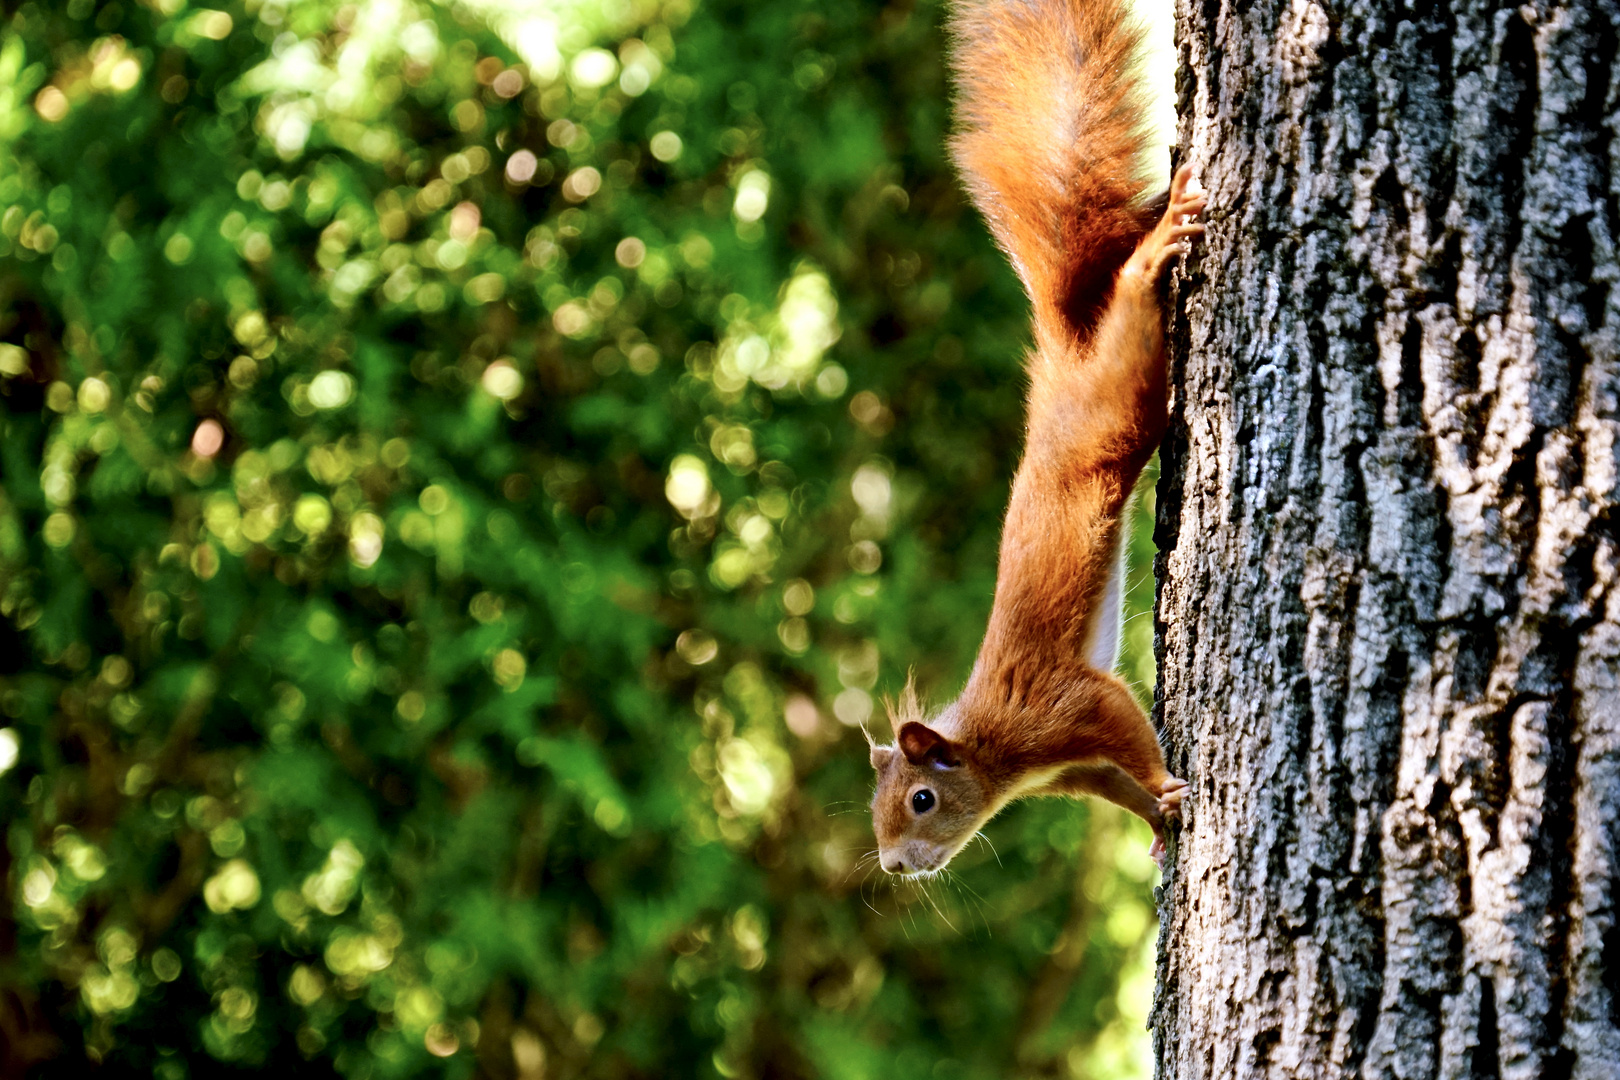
[{"left": 911, "top": 789, "right": 936, "bottom": 814}]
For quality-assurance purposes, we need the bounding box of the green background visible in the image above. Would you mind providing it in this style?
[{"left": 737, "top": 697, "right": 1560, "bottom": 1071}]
[{"left": 0, "top": 0, "right": 1167, "bottom": 1076}]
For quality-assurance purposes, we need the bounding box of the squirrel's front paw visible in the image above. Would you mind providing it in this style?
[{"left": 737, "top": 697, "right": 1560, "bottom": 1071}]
[
  {"left": 1156, "top": 776, "right": 1190, "bottom": 819},
  {"left": 1151, "top": 778, "right": 1189, "bottom": 868}
]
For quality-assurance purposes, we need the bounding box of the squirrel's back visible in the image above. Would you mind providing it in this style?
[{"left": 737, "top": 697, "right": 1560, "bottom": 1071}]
[{"left": 946, "top": 0, "right": 1162, "bottom": 341}]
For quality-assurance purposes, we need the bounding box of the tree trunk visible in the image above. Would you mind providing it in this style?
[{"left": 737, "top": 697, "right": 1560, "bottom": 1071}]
[{"left": 1151, "top": 0, "right": 1620, "bottom": 1076}]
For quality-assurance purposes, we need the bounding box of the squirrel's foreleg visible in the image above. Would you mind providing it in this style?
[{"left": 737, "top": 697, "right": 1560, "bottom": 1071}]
[{"left": 1042, "top": 676, "right": 1186, "bottom": 849}]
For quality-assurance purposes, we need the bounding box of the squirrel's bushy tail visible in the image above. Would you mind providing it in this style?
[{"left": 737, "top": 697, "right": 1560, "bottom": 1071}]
[{"left": 947, "top": 0, "right": 1162, "bottom": 341}]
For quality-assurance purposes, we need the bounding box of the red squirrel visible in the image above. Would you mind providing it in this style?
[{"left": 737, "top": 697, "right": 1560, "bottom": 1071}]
[{"left": 867, "top": 0, "right": 1206, "bottom": 875}]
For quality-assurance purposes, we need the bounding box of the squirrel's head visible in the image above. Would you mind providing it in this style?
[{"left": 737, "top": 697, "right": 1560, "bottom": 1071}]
[{"left": 868, "top": 688, "right": 992, "bottom": 876}]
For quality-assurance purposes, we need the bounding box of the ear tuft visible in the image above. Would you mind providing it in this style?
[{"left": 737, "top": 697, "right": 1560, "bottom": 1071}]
[
  {"left": 898, "top": 721, "right": 960, "bottom": 768},
  {"left": 869, "top": 745, "right": 894, "bottom": 770},
  {"left": 885, "top": 672, "right": 924, "bottom": 737}
]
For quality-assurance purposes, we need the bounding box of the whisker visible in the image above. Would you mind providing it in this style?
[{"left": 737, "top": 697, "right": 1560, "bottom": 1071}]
[
  {"left": 858, "top": 870, "right": 883, "bottom": 918},
  {"left": 948, "top": 866, "right": 987, "bottom": 905},
  {"left": 919, "top": 877, "right": 959, "bottom": 934},
  {"left": 835, "top": 847, "right": 880, "bottom": 864},
  {"left": 843, "top": 850, "right": 879, "bottom": 887},
  {"left": 945, "top": 870, "right": 992, "bottom": 937},
  {"left": 884, "top": 880, "right": 918, "bottom": 941}
]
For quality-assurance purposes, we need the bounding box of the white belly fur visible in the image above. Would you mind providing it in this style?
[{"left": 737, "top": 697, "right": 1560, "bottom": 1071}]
[{"left": 1082, "top": 518, "right": 1128, "bottom": 673}]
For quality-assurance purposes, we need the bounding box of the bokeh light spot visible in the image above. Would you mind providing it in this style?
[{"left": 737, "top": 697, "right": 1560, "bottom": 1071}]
[
  {"left": 35, "top": 87, "right": 68, "bottom": 122},
  {"left": 506, "top": 150, "right": 538, "bottom": 184},
  {"left": 482, "top": 360, "right": 524, "bottom": 400},
  {"left": 570, "top": 48, "right": 618, "bottom": 88},
  {"left": 192, "top": 419, "right": 225, "bottom": 459},
  {"left": 650, "top": 131, "right": 682, "bottom": 161},
  {"left": 615, "top": 237, "right": 646, "bottom": 268},
  {"left": 308, "top": 371, "right": 354, "bottom": 410}
]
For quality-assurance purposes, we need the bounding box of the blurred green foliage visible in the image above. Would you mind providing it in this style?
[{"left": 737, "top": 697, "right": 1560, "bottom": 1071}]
[{"left": 0, "top": 0, "right": 1165, "bottom": 1076}]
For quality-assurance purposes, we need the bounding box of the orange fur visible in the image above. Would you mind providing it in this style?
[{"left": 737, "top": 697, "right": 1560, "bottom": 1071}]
[
  {"left": 869, "top": 0, "right": 1204, "bottom": 876},
  {"left": 947, "top": 0, "right": 1164, "bottom": 339}
]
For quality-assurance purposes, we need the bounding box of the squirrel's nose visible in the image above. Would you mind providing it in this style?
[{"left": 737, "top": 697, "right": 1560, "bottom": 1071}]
[{"left": 880, "top": 853, "right": 908, "bottom": 874}]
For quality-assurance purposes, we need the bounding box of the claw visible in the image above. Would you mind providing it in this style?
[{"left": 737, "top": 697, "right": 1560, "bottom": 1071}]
[
  {"left": 1157, "top": 776, "right": 1190, "bottom": 819},
  {"left": 1125, "top": 166, "right": 1209, "bottom": 282},
  {"left": 1151, "top": 777, "right": 1190, "bottom": 870},
  {"left": 1169, "top": 163, "right": 1202, "bottom": 202}
]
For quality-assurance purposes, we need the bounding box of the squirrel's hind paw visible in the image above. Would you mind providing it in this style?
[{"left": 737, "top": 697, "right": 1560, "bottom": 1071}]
[
  {"left": 1127, "top": 167, "right": 1208, "bottom": 282},
  {"left": 1169, "top": 164, "right": 1207, "bottom": 217}
]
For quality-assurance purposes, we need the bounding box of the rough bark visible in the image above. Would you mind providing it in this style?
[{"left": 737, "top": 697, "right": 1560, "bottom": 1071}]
[{"left": 1151, "top": 0, "right": 1620, "bottom": 1077}]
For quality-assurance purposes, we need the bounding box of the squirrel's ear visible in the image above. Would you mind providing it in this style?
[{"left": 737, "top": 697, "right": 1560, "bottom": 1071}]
[
  {"left": 870, "top": 745, "right": 894, "bottom": 770},
  {"left": 898, "top": 722, "right": 960, "bottom": 768}
]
